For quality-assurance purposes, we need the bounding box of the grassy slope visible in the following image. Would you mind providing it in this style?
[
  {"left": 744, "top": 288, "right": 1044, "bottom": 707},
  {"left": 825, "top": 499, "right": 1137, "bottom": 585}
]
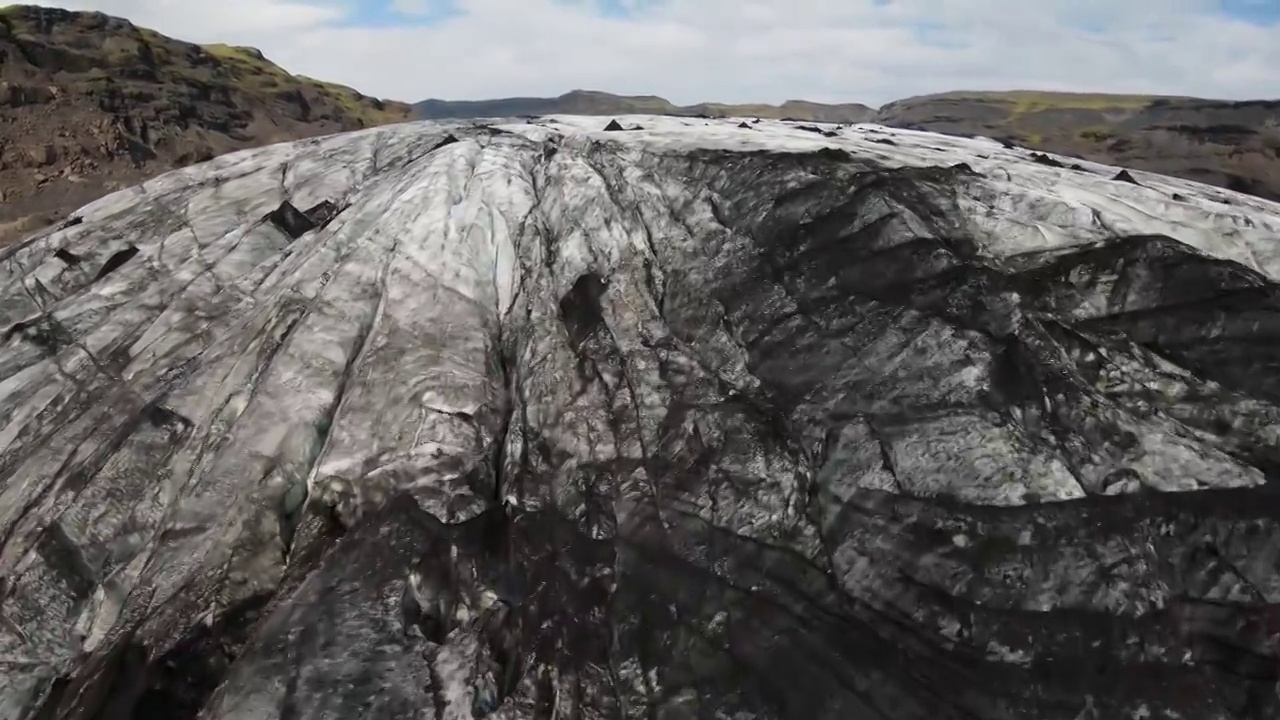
[
  {"left": 876, "top": 90, "right": 1280, "bottom": 201},
  {"left": 201, "top": 43, "right": 409, "bottom": 126},
  {"left": 0, "top": 5, "right": 409, "bottom": 125},
  {"left": 911, "top": 90, "right": 1166, "bottom": 109}
]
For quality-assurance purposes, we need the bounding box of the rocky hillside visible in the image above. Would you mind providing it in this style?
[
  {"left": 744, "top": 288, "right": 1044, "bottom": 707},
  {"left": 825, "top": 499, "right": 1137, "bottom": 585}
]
[
  {"left": 414, "top": 89, "right": 877, "bottom": 123},
  {"left": 3, "top": 115, "right": 1280, "bottom": 719},
  {"left": 878, "top": 90, "right": 1280, "bottom": 203},
  {"left": 0, "top": 4, "right": 413, "bottom": 248}
]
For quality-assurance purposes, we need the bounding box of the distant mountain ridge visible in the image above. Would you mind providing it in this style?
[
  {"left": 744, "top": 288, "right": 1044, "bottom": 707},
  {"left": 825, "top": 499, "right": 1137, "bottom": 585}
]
[
  {"left": 414, "top": 89, "right": 1280, "bottom": 203},
  {"left": 413, "top": 89, "right": 877, "bottom": 123}
]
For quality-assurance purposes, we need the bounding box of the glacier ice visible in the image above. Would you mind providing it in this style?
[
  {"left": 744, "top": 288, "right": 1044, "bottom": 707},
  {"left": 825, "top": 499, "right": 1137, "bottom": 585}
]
[{"left": 2, "top": 115, "right": 1280, "bottom": 719}]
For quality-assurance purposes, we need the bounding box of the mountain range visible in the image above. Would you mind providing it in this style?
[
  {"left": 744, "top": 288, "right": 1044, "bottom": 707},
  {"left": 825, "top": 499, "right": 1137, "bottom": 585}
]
[
  {"left": 413, "top": 90, "right": 878, "bottom": 123},
  {"left": 417, "top": 89, "right": 1280, "bottom": 206}
]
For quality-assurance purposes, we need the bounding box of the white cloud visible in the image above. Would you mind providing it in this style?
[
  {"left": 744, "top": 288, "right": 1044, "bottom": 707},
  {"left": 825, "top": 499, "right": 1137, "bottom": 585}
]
[
  {"left": 49, "top": 0, "right": 345, "bottom": 37},
  {"left": 33, "top": 0, "right": 1280, "bottom": 106}
]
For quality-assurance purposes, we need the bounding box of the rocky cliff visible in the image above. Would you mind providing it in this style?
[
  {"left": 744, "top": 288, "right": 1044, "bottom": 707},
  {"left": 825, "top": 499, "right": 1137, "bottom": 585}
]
[
  {"left": 1, "top": 115, "right": 1279, "bottom": 719},
  {"left": 0, "top": 4, "right": 413, "bottom": 249}
]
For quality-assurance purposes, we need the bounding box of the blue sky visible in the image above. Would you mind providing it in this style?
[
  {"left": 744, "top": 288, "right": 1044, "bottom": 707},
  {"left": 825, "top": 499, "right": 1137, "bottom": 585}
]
[
  {"left": 48, "top": 1, "right": 1280, "bottom": 105},
  {"left": 352, "top": 0, "right": 663, "bottom": 25},
  {"left": 352, "top": 0, "right": 460, "bottom": 26},
  {"left": 346, "top": 0, "right": 1280, "bottom": 29},
  {"left": 1220, "top": 0, "right": 1280, "bottom": 25}
]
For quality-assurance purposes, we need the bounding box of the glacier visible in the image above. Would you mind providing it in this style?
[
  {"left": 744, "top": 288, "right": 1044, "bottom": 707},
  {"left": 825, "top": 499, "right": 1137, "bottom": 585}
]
[{"left": 2, "top": 114, "right": 1280, "bottom": 718}]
